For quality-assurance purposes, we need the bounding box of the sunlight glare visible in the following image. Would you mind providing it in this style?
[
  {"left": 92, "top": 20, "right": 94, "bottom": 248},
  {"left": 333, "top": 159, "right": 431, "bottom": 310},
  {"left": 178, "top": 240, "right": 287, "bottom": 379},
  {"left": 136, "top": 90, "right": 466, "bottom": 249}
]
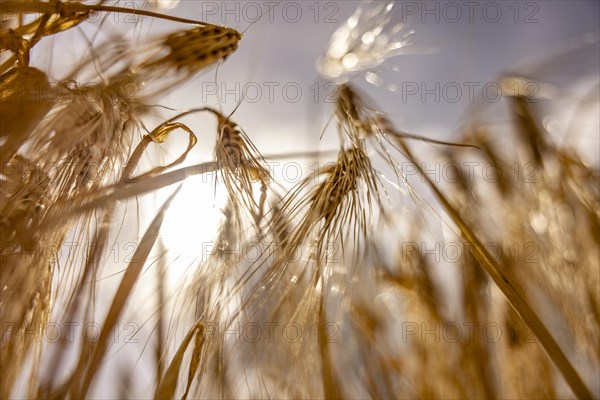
[{"left": 155, "top": 174, "right": 229, "bottom": 283}]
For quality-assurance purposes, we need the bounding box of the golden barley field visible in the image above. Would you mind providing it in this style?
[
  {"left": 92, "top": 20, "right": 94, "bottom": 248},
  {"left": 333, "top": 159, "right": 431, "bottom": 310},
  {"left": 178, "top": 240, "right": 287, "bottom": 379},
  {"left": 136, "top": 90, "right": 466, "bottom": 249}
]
[{"left": 0, "top": 1, "right": 599, "bottom": 399}]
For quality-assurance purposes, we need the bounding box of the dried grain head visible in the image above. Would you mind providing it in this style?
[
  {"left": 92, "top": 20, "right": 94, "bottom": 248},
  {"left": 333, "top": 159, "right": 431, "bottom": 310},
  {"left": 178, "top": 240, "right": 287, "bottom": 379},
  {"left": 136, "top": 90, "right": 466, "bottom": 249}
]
[
  {"left": 25, "top": 77, "right": 139, "bottom": 201},
  {"left": 219, "top": 148, "right": 385, "bottom": 399},
  {"left": 0, "top": 155, "right": 50, "bottom": 244},
  {"left": 335, "top": 84, "right": 381, "bottom": 143},
  {"left": 210, "top": 110, "right": 270, "bottom": 227},
  {"left": 276, "top": 144, "right": 382, "bottom": 258},
  {"left": 311, "top": 147, "right": 369, "bottom": 222},
  {"left": 141, "top": 25, "right": 241, "bottom": 75},
  {"left": 339, "top": 83, "right": 481, "bottom": 149}
]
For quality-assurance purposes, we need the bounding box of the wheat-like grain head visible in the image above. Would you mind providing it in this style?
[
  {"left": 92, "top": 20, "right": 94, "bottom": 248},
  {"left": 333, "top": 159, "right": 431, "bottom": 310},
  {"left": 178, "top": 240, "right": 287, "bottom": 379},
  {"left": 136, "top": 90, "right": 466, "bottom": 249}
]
[{"left": 141, "top": 25, "right": 241, "bottom": 75}]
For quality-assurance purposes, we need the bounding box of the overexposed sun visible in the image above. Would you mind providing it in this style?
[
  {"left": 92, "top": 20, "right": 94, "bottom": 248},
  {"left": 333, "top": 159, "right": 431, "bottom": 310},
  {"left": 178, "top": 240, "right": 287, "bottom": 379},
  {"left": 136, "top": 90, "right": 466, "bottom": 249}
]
[{"left": 152, "top": 174, "right": 229, "bottom": 283}]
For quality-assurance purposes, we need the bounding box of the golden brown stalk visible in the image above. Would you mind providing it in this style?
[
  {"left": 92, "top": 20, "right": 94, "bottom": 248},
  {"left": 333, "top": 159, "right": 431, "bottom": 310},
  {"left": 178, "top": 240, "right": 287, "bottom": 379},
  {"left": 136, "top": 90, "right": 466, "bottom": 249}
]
[
  {"left": 336, "top": 84, "right": 480, "bottom": 150},
  {"left": 455, "top": 86, "right": 600, "bottom": 396},
  {"left": 173, "top": 104, "right": 287, "bottom": 397},
  {"left": 41, "top": 161, "right": 220, "bottom": 225},
  {"left": 499, "top": 306, "right": 557, "bottom": 398},
  {"left": 394, "top": 135, "right": 593, "bottom": 399},
  {"left": 123, "top": 120, "right": 198, "bottom": 182},
  {"left": 0, "top": 0, "right": 216, "bottom": 72},
  {"left": 0, "top": 28, "right": 32, "bottom": 68},
  {"left": 317, "top": 287, "right": 342, "bottom": 399},
  {"left": 458, "top": 247, "right": 497, "bottom": 398},
  {"left": 334, "top": 80, "right": 593, "bottom": 398},
  {"left": 0, "top": 1, "right": 214, "bottom": 39},
  {"left": 16, "top": 28, "right": 235, "bottom": 203},
  {"left": 65, "top": 187, "right": 181, "bottom": 398},
  {"left": 1, "top": 81, "right": 148, "bottom": 396},
  {"left": 37, "top": 119, "right": 198, "bottom": 391},
  {"left": 179, "top": 201, "right": 240, "bottom": 397},
  {"left": 154, "top": 321, "right": 204, "bottom": 400}
]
